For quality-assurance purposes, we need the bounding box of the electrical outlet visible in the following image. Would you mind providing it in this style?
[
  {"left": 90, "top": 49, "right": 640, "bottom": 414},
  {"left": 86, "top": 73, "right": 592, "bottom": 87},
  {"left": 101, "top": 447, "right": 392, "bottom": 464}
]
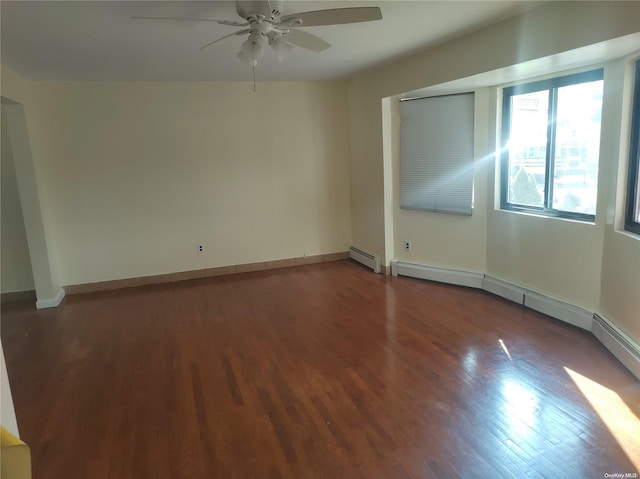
[
  {"left": 197, "top": 243, "right": 205, "bottom": 253},
  {"left": 404, "top": 240, "right": 411, "bottom": 251}
]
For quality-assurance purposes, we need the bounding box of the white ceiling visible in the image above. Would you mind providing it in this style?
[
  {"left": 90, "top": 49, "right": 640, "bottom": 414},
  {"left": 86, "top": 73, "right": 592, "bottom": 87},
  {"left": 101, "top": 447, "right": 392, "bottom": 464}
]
[{"left": 1, "top": 1, "right": 541, "bottom": 82}]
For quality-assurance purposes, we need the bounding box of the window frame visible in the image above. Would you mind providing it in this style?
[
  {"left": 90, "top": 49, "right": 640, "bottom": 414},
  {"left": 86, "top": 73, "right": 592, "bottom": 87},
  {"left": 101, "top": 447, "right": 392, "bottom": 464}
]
[
  {"left": 625, "top": 60, "right": 640, "bottom": 235},
  {"left": 500, "top": 68, "right": 604, "bottom": 222}
]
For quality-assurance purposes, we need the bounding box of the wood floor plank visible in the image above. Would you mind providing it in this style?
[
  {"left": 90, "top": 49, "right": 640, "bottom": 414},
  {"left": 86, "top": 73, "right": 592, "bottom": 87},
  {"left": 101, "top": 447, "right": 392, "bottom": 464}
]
[{"left": 2, "top": 260, "right": 639, "bottom": 478}]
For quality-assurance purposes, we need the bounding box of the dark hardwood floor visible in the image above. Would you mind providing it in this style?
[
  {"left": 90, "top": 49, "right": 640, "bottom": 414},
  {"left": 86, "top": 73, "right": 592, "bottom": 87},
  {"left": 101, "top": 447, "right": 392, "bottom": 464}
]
[{"left": 2, "top": 260, "right": 639, "bottom": 478}]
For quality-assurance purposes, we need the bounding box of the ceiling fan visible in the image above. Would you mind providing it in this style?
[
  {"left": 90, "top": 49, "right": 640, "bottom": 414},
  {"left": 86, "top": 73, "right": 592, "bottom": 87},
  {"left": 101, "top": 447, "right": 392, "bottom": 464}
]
[{"left": 133, "top": 0, "right": 382, "bottom": 65}]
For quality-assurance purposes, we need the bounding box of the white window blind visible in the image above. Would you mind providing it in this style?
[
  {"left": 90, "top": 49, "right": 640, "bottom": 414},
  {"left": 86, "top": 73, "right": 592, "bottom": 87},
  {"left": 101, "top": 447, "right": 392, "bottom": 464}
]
[{"left": 400, "top": 93, "right": 474, "bottom": 215}]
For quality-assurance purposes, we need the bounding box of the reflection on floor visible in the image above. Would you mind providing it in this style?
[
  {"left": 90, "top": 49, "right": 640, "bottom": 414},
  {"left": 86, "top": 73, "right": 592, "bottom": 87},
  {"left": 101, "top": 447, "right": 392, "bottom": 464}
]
[{"left": 2, "top": 261, "right": 639, "bottom": 478}]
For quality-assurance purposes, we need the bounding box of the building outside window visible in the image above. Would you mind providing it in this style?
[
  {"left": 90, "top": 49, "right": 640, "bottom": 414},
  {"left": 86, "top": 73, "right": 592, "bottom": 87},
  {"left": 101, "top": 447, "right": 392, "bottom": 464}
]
[{"left": 501, "top": 69, "right": 604, "bottom": 221}]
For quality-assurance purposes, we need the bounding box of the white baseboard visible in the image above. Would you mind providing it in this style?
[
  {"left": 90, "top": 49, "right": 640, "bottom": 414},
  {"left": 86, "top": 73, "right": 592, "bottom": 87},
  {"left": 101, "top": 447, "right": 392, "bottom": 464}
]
[
  {"left": 395, "top": 261, "right": 592, "bottom": 331},
  {"left": 36, "top": 288, "right": 65, "bottom": 309},
  {"left": 391, "top": 259, "right": 638, "bottom": 377},
  {"left": 349, "top": 246, "right": 381, "bottom": 274},
  {"left": 481, "top": 276, "right": 592, "bottom": 331},
  {"left": 482, "top": 276, "right": 525, "bottom": 304},
  {"left": 524, "top": 291, "right": 593, "bottom": 331},
  {"left": 592, "top": 314, "right": 640, "bottom": 380},
  {"left": 392, "top": 261, "right": 483, "bottom": 288}
]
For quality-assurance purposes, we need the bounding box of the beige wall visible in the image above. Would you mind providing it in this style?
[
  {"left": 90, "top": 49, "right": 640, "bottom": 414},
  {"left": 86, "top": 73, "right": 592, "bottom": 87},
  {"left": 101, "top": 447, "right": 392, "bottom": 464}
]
[
  {"left": 2, "top": 68, "right": 64, "bottom": 304},
  {"left": 2, "top": 67, "right": 31, "bottom": 104},
  {"left": 390, "top": 89, "right": 490, "bottom": 273},
  {"left": 1, "top": 115, "right": 35, "bottom": 293},
  {"left": 600, "top": 230, "right": 640, "bottom": 339},
  {"left": 598, "top": 59, "right": 640, "bottom": 340},
  {"left": 23, "top": 81, "right": 352, "bottom": 285},
  {"left": 347, "top": 2, "right": 640, "bottom": 342}
]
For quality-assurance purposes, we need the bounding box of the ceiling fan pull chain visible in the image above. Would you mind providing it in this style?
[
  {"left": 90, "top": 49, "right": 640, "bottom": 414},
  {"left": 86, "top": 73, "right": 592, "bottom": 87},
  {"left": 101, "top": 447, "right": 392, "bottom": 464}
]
[{"left": 252, "top": 63, "right": 256, "bottom": 93}]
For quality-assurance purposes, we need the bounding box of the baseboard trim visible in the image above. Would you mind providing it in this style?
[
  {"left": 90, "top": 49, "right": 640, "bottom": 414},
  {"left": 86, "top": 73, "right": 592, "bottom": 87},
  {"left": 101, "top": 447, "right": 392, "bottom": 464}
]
[
  {"left": 391, "top": 259, "right": 636, "bottom": 378},
  {"left": 482, "top": 276, "right": 525, "bottom": 304},
  {"left": 349, "top": 246, "right": 381, "bottom": 274},
  {"left": 592, "top": 314, "right": 640, "bottom": 380},
  {"left": 392, "top": 260, "right": 484, "bottom": 289},
  {"left": 65, "top": 252, "right": 350, "bottom": 295},
  {"left": 524, "top": 291, "right": 592, "bottom": 330},
  {"left": 1, "top": 290, "right": 37, "bottom": 304},
  {"left": 36, "top": 288, "right": 65, "bottom": 309}
]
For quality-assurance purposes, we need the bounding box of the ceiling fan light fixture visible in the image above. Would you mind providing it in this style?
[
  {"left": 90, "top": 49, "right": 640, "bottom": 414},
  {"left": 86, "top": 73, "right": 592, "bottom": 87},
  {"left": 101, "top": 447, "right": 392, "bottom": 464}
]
[
  {"left": 238, "top": 31, "right": 264, "bottom": 64},
  {"left": 237, "top": 49, "right": 257, "bottom": 65},
  {"left": 271, "top": 35, "right": 294, "bottom": 62}
]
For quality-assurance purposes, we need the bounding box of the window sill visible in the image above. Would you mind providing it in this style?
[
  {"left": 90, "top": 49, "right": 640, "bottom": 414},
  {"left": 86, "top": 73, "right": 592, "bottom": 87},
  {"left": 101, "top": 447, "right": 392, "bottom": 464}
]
[
  {"left": 616, "top": 228, "right": 640, "bottom": 242},
  {"left": 496, "top": 207, "right": 596, "bottom": 226}
]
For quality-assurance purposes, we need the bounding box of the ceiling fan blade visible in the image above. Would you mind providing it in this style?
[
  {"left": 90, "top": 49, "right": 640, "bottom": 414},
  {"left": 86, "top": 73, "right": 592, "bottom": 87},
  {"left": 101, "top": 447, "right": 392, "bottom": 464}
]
[
  {"left": 283, "top": 29, "right": 331, "bottom": 52},
  {"left": 200, "top": 29, "right": 250, "bottom": 51},
  {"left": 279, "top": 7, "right": 382, "bottom": 27},
  {"left": 131, "top": 16, "right": 249, "bottom": 27},
  {"left": 235, "top": 0, "right": 249, "bottom": 20}
]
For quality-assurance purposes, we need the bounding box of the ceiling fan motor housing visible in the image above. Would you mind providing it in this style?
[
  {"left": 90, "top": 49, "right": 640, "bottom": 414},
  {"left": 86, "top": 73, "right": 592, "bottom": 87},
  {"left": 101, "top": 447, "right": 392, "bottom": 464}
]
[{"left": 238, "top": 1, "right": 284, "bottom": 20}]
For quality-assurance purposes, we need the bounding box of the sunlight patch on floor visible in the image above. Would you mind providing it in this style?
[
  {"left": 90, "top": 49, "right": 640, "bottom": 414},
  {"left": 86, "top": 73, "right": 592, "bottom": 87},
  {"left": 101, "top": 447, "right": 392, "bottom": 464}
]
[
  {"left": 499, "top": 339, "right": 512, "bottom": 360},
  {"left": 502, "top": 379, "right": 538, "bottom": 439},
  {"left": 565, "top": 367, "right": 640, "bottom": 471}
]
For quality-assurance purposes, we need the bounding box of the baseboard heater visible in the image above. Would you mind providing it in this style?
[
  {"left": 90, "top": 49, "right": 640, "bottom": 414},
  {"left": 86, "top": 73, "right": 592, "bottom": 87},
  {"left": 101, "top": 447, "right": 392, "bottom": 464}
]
[
  {"left": 390, "top": 259, "right": 639, "bottom": 380},
  {"left": 392, "top": 260, "right": 483, "bottom": 288},
  {"left": 592, "top": 314, "right": 640, "bottom": 380},
  {"left": 349, "top": 246, "right": 381, "bottom": 273},
  {"left": 393, "top": 262, "right": 594, "bottom": 329}
]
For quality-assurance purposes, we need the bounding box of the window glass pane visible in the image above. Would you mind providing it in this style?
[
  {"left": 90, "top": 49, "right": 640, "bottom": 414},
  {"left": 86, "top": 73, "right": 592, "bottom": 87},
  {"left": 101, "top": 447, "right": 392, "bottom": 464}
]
[
  {"left": 508, "top": 90, "right": 547, "bottom": 207},
  {"left": 634, "top": 162, "right": 640, "bottom": 222},
  {"left": 552, "top": 80, "right": 603, "bottom": 215}
]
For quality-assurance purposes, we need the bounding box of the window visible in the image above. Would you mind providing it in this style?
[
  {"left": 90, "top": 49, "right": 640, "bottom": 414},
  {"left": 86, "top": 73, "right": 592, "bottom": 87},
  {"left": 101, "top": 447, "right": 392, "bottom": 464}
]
[
  {"left": 400, "top": 93, "right": 474, "bottom": 215},
  {"left": 501, "top": 69, "right": 604, "bottom": 221},
  {"left": 625, "top": 60, "right": 640, "bottom": 235}
]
